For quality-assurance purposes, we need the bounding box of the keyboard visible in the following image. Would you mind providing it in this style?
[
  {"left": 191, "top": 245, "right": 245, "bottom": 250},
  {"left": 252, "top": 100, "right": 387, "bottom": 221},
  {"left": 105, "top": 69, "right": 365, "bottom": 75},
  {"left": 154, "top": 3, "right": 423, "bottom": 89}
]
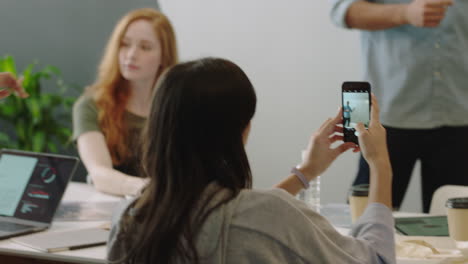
[{"left": 0, "top": 221, "right": 34, "bottom": 232}]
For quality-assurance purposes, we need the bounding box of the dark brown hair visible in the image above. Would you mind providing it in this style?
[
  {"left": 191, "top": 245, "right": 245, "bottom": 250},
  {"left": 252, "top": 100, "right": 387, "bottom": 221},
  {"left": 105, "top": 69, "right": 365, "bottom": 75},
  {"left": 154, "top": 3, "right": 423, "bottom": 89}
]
[{"left": 117, "top": 58, "right": 257, "bottom": 263}]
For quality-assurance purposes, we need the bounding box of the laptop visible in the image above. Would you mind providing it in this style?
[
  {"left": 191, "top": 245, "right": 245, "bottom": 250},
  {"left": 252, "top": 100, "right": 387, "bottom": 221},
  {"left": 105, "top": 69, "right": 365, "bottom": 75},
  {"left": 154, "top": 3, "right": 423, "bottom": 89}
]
[{"left": 0, "top": 149, "right": 79, "bottom": 240}]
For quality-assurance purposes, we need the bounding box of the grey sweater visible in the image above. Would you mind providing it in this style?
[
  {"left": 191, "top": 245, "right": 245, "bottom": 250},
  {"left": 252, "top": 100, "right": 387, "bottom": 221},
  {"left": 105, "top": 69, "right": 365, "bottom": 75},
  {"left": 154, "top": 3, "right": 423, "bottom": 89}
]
[{"left": 107, "top": 188, "right": 395, "bottom": 263}]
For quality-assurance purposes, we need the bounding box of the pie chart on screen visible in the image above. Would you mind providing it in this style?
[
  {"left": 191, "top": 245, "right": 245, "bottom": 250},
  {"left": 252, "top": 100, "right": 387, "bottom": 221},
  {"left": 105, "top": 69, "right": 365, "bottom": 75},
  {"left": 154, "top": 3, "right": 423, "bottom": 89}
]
[{"left": 41, "top": 167, "right": 57, "bottom": 184}]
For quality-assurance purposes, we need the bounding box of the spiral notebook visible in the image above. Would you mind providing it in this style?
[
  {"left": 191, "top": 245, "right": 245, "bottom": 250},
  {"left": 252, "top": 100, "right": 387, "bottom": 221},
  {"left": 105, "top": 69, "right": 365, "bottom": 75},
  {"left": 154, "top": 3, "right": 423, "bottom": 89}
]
[{"left": 54, "top": 201, "right": 120, "bottom": 221}]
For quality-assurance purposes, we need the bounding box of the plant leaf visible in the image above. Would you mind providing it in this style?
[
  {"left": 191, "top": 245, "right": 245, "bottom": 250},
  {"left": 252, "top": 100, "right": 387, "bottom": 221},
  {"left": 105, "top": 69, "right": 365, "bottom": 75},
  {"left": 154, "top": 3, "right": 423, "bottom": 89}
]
[
  {"left": 21, "top": 63, "right": 35, "bottom": 92},
  {"left": 1, "top": 55, "right": 17, "bottom": 77},
  {"left": 47, "top": 142, "right": 58, "bottom": 153},
  {"left": 0, "top": 132, "right": 11, "bottom": 143},
  {"left": 15, "top": 119, "right": 26, "bottom": 142},
  {"left": 32, "top": 131, "right": 46, "bottom": 152},
  {"left": 0, "top": 56, "right": 77, "bottom": 153},
  {"left": 25, "top": 97, "right": 42, "bottom": 125}
]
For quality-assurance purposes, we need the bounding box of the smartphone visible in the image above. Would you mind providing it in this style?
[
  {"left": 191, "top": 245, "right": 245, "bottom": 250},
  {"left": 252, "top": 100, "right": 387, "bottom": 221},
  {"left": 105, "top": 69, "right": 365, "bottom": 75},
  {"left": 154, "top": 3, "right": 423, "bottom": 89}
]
[{"left": 342, "top": 82, "right": 371, "bottom": 145}]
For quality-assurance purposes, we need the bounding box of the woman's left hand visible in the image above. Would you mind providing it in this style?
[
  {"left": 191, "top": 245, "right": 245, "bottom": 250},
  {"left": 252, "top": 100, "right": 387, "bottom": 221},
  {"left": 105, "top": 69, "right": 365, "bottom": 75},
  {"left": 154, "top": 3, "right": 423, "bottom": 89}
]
[{"left": 298, "top": 108, "right": 358, "bottom": 181}]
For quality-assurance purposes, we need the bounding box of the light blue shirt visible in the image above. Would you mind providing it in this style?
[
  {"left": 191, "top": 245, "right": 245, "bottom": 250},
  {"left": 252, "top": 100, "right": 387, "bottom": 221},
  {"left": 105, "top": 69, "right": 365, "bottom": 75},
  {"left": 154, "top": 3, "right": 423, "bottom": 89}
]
[
  {"left": 330, "top": 0, "right": 468, "bottom": 129},
  {"left": 344, "top": 104, "right": 353, "bottom": 118}
]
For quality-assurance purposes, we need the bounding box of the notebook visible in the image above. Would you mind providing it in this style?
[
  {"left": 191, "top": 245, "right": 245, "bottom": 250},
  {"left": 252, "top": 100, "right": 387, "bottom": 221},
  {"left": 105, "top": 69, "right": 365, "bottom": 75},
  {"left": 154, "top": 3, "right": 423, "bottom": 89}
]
[
  {"left": 0, "top": 149, "right": 79, "bottom": 240},
  {"left": 12, "top": 227, "right": 109, "bottom": 252},
  {"left": 395, "top": 215, "right": 449, "bottom": 236},
  {"left": 54, "top": 201, "right": 121, "bottom": 221}
]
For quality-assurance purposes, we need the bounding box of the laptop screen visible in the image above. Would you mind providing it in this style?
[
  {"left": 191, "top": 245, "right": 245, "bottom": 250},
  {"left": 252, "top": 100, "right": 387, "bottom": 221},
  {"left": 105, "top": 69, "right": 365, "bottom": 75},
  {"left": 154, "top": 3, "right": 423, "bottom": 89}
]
[{"left": 0, "top": 150, "right": 79, "bottom": 223}]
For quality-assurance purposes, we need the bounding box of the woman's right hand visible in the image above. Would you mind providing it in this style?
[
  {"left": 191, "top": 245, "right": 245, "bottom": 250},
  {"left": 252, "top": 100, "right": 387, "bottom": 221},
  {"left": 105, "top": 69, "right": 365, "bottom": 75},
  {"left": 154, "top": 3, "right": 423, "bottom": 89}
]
[{"left": 355, "top": 94, "right": 390, "bottom": 167}]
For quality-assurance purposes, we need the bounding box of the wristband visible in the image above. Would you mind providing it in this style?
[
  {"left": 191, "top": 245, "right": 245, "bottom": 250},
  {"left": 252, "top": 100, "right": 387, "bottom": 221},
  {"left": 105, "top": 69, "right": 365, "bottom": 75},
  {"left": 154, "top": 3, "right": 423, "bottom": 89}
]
[{"left": 291, "top": 167, "right": 309, "bottom": 189}]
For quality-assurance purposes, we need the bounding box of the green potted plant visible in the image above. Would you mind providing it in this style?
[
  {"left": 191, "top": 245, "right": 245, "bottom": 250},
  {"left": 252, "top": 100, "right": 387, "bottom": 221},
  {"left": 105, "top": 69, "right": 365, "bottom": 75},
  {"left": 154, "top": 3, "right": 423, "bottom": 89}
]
[{"left": 0, "top": 55, "right": 77, "bottom": 153}]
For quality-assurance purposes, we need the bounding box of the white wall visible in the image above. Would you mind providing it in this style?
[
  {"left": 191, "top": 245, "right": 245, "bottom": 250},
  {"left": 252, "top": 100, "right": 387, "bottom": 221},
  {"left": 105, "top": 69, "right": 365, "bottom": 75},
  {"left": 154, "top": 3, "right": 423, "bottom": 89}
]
[{"left": 160, "top": 0, "right": 422, "bottom": 212}]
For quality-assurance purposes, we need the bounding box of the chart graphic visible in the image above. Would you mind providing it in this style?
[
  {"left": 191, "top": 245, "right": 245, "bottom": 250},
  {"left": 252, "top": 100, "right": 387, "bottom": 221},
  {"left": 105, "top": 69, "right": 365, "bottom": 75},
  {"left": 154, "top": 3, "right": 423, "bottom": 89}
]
[
  {"left": 40, "top": 167, "right": 57, "bottom": 184},
  {"left": 27, "top": 190, "right": 50, "bottom": 200},
  {"left": 20, "top": 203, "right": 39, "bottom": 214}
]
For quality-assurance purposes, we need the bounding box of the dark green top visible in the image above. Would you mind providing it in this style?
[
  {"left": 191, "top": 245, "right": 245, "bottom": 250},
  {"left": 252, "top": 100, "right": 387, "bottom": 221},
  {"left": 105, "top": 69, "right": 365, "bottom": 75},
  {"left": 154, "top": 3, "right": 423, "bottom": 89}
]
[{"left": 72, "top": 95, "right": 146, "bottom": 176}]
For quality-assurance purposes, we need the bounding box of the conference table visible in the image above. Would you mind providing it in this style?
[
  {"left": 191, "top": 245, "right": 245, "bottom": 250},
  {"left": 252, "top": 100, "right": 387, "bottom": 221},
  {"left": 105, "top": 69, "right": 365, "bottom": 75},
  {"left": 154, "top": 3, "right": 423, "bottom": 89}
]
[
  {"left": 322, "top": 204, "right": 467, "bottom": 264},
  {"left": 0, "top": 183, "right": 466, "bottom": 264}
]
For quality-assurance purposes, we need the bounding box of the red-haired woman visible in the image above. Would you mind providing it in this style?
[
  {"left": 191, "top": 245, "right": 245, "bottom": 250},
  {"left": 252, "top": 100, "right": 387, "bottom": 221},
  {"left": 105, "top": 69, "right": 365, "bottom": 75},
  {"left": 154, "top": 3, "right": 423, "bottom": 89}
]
[{"left": 72, "top": 8, "right": 177, "bottom": 196}]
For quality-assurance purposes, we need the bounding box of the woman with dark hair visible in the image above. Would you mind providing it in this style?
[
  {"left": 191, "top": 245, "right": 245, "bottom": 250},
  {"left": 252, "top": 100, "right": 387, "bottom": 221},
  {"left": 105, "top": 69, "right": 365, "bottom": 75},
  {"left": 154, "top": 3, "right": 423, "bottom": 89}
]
[{"left": 108, "top": 58, "right": 395, "bottom": 264}]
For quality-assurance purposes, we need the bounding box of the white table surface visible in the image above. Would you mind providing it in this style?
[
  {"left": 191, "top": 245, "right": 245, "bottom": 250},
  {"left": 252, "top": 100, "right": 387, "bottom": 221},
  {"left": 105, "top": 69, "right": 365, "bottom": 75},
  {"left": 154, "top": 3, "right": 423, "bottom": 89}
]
[
  {"left": 1, "top": 185, "right": 466, "bottom": 264},
  {"left": 0, "top": 182, "right": 123, "bottom": 264},
  {"left": 323, "top": 204, "right": 468, "bottom": 264}
]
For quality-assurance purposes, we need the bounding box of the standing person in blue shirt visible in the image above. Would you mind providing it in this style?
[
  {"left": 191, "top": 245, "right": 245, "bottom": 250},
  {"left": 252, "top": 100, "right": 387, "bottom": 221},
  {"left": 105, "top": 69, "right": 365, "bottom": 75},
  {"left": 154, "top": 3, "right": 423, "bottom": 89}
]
[
  {"left": 330, "top": 0, "right": 468, "bottom": 212},
  {"left": 343, "top": 101, "right": 354, "bottom": 127}
]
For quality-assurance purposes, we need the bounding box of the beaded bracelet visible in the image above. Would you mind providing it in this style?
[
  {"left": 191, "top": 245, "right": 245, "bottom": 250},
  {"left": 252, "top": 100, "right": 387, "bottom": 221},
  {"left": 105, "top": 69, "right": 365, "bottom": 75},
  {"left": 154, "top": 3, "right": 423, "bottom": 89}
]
[{"left": 291, "top": 167, "right": 309, "bottom": 189}]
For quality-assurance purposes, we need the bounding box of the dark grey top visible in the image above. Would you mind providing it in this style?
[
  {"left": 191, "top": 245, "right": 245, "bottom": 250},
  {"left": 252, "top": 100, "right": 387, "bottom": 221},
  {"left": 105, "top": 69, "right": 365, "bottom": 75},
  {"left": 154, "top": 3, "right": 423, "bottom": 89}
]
[
  {"left": 72, "top": 95, "right": 146, "bottom": 176},
  {"left": 107, "top": 187, "right": 396, "bottom": 264}
]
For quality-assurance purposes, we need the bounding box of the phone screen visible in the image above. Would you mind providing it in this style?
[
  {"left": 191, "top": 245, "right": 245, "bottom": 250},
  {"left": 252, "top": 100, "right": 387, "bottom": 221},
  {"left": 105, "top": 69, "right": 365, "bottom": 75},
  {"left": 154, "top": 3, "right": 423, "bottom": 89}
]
[{"left": 342, "top": 82, "right": 371, "bottom": 144}]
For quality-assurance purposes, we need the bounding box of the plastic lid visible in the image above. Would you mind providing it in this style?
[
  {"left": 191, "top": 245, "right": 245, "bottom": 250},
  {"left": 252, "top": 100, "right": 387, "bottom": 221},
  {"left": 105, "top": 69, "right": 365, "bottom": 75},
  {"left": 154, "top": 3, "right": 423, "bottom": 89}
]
[
  {"left": 446, "top": 197, "right": 468, "bottom": 209},
  {"left": 350, "top": 184, "right": 369, "bottom": 197}
]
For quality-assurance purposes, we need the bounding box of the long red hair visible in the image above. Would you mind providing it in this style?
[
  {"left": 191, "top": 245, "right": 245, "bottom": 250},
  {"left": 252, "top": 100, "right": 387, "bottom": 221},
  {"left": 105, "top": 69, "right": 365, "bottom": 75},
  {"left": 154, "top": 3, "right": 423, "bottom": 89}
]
[{"left": 87, "top": 8, "right": 177, "bottom": 165}]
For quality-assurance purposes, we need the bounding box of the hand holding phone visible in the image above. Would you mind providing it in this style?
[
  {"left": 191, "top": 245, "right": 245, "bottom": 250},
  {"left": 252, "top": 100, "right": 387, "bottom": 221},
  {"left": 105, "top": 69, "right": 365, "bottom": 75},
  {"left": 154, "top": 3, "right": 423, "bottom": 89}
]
[
  {"left": 354, "top": 94, "right": 389, "bottom": 164},
  {"left": 342, "top": 82, "right": 371, "bottom": 145}
]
